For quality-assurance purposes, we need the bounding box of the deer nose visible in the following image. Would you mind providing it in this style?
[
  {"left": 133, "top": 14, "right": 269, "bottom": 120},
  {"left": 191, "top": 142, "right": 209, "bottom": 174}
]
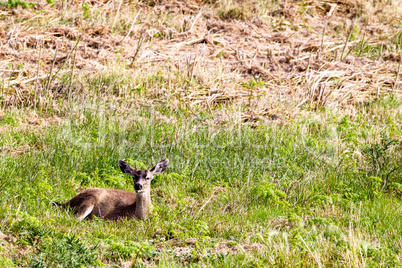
[{"left": 134, "top": 183, "right": 142, "bottom": 191}]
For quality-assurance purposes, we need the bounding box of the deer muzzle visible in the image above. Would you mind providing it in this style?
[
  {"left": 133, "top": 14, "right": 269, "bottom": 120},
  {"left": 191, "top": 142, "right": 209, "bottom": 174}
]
[{"left": 134, "top": 183, "right": 143, "bottom": 191}]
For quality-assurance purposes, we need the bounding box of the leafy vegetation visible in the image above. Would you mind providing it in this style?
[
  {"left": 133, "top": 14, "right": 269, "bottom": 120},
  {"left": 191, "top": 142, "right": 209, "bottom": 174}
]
[{"left": 0, "top": 0, "right": 35, "bottom": 8}]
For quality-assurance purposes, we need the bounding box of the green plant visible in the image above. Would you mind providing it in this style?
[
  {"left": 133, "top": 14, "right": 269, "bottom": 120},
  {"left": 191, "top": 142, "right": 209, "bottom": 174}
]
[
  {"left": 0, "top": 0, "right": 35, "bottom": 8},
  {"left": 107, "top": 241, "right": 157, "bottom": 261},
  {"left": 392, "top": 31, "right": 402, "bottom": 49},
  {"left": 239, "top": 78, "right": 266, "bottom": 109},
  {"left": 29, "top": 235, "right": 99, "bottom": 267},
  {"left": 218, "top": 8, "right": 245, "bottom": 20},
  {"left": 0, "top": 256, "right": 15, "bottom": 267},
  {"left": 251, "top": 181, "right": 290, "bottom": 206},
  {"left": 82, "top": 2, "right": 91, "bottom": 19},
  {"left": 362, "top": 134, "right": 401, "bottom": 191}
]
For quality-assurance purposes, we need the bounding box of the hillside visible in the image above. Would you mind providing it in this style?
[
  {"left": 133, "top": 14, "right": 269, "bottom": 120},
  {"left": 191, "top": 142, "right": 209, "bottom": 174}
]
[{"left": 0, "top": 0, "right": 402, "bottom": 267}]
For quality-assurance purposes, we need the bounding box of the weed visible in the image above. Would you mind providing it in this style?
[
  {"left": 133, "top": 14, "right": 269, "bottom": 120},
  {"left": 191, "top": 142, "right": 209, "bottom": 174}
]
[
  {"left": 218, "top": 8, "right": 246, "bottom": 21},
  {"left": 82, "top": 2, "right": 91, "bottom": 19},
  {"left": 107, "top": 241, "right": 157, "bottom": 261},
  {"left": 239, "top": 78, "right": 266, "bottom": 109},
  {"left": 251, "top": 180, "right": 290, "bottom": 206},
  {"left": 0, "top": 0, "right": 35, "bottom": 8},
  {"left": 393, "top": 31, "right": 402, "bottom": 49},
  {"left": 361, "top": 134, "right": 401, "bottom": 192},
  {"left": 29, "top": 235, "right": 99, "bottom": 267},
  {"left": 0, "top": 256, "right": 14, "bottom": 267}
]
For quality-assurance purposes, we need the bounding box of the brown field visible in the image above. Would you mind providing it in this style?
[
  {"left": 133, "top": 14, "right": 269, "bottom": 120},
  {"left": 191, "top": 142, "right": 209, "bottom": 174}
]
[{"left": 1, "top": 0, "right": 400, "bottom": 123}]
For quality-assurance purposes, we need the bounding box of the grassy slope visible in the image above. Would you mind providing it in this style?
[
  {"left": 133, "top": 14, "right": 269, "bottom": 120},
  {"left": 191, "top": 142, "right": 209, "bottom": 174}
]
[
  {"left": 0, "top": 0, "right": 402, "bottom": 267},
  {"left": 1, "top": 97, "right": 402, "bottom": 267}
]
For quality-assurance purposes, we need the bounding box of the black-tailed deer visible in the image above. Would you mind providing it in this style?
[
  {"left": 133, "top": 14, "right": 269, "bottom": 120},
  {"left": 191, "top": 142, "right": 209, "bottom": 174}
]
[{"left": 52, "top": 159, "right": 169, "bottom": 220}]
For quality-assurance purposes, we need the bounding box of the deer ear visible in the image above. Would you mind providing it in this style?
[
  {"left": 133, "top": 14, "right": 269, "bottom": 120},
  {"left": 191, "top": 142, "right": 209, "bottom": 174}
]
[
  {"left": 118, "top": 160, "right": 136, "bottom": 176},
  {"left": 151, "top": 159, "right": 169, "bottom": 175}
]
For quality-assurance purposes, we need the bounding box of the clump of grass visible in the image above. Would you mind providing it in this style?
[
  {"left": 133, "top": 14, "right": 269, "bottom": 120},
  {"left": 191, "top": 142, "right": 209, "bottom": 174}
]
[
  {"left": 29, "top": 235, "right": 99, "bottom": 267},
  {"left": 216, "top": 0, "right": 257, "bottom": 21},
  {"left": 0, "top": 0, "right": 35, "bottom": 8},
  {"left": 218, "top": 8, "right": 247, "bottom": 21}
]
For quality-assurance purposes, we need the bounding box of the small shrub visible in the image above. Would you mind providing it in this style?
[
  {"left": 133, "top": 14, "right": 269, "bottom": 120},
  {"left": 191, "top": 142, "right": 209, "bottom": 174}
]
[{"left": 251, "top": 181, "right": 290, "bottom": 206}]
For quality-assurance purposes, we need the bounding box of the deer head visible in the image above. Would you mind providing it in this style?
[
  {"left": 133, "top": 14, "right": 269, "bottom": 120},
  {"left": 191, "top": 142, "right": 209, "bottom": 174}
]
[{"left": 118, "top": 159, "right": 169, "bottom": 193}]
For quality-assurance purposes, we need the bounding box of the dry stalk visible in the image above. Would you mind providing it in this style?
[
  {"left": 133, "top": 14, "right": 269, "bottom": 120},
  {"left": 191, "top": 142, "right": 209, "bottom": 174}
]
[
  {"left": 300, "top": 236, "right": 323, "bottom": 268},
  {"left": 6, "top": 66, "right": 12, "bottom": 89},
  {"left": 168, "top": 36, "right": 213, "bottom": 47},
  {"left": 44, "top": 45, "right": 58, "bottom": 94},
  {"left": 306, "top": 51, "right": 313, "bottom": 73},
  {"left": 13, "top": 87, "right": 22, "bottom": 104},
  {"left": 291, "top": 98, "right": 308, "bottom": 113},
  {"left": 0, "top": 70, "right": 22, "bottom": 72},
  {"left": 204, "top": 95, "right": 213, "bottom": 114},
  {"left": 318, "top": 84, "right": 325, "bottom": 104},
  {"left": 68, "top": 46, "right": 78, "bottom": 101},
  {"left": 188, "top": 8, "right": 203, "bottom": 33},
  {"left": 337, "top": 92, "right": 351, "bottom": 105},
  {"left": 112, "top": 0, "right": 124, "bottom": 29},
  {"left": 185, "top": 54, "right": 197, "bottom": 82},
  {"left": 190, "top": 191, "right": 215, "bottom": 223},
  {"left": 49, "top": 36, "right": 82, "bottom": 87},
  {"left": 319, "top": 4, "right": 337, "bottom": 59},
  {"left": 393, "top": 60, "right": 401, "bottom": 91},
  {"left": 129, "top": 250, "right": 141, "bottom": 268},
  {"left": 9, "top": 75, "right": 53, "bottom": 86},
  {"left": 175, "top": 92, "right": 198, "bottom": 118},
  {"left": 1, "top": 72, "right": 4, "bottom": 101},
  {"left": 120, "top": 10, "right": 141, "bottom": 43},
  {"left": 341, "top": 20, "right": 356, "bottom": 61},
  {"left": 357, "top": 24, "right": 367, "bottom": 58},
  {"left": 34, "top": 39, "right": 43, "bottom": 107},
  {"left": 129, "top": 33, "right": 145, "bottom": 68}
]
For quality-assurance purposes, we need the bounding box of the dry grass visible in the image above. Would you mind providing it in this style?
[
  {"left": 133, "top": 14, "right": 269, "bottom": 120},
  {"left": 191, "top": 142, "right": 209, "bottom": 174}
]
[{"left": 0, "top": 0, "right": 401, "bottom": 123}]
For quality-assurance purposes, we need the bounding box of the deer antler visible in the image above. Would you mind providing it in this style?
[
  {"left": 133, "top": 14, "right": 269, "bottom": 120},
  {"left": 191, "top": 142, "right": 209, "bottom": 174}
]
[{"left": 147, "top": 163, "right": 152, "bottom": 171}]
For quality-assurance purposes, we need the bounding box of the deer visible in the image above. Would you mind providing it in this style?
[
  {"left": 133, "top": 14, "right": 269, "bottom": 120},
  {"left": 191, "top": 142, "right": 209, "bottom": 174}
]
[{"left": 52, "top": 159, "right": 169, "bottom": 221}]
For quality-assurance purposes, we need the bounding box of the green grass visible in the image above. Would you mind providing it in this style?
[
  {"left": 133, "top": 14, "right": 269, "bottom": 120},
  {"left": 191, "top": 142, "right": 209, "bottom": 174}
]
[
  {"left": 1, "top": 94, "right": 402, "bottom": 267},
  {"left": 0, "top": 0, "right": 35, "bottom": 8}
]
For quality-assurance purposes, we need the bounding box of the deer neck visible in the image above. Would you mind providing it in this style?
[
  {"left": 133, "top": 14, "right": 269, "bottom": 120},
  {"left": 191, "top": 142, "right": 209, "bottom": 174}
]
[{"left": 135, "top": 190, "right": 152, "bottom": 220}]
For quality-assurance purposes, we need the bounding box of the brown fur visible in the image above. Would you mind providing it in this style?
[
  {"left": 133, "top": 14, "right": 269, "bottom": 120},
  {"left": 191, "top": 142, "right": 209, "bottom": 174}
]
[
  {"left": 53, "top": 159, "right": 169, "bottom": 221},
  {"left": 60, "top": 188, "right": 137, "bottom": 220}
]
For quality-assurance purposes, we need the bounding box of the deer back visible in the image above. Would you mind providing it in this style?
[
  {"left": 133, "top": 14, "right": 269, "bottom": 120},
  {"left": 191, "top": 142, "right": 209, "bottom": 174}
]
[{"left": 66, "top": 188, "right": 137, "bottom": 220}]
